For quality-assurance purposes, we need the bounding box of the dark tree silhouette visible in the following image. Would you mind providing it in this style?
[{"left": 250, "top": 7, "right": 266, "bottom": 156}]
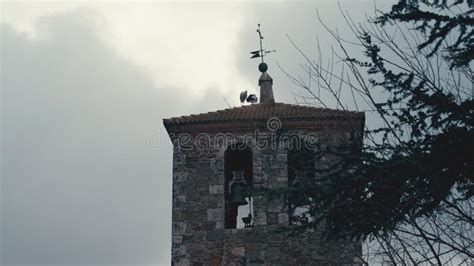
[
  {"left": 376, "top": 0, "right": 474, "bottom": 69},
  {"left": 280, "top": 1, "right": 473, "bottom": 264}
]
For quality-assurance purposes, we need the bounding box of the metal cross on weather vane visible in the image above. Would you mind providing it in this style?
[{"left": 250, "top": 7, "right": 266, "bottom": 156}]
[{"left": 250, "top": 24, "right": 276, "bottom": 67}]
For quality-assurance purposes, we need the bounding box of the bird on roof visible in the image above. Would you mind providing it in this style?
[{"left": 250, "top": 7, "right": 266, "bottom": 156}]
[
  {"left": 240, "top": 90, "right": 247, "bottom": 105},
  {"left": 246, "top": 94, "right": 258, "bottom": 104}
]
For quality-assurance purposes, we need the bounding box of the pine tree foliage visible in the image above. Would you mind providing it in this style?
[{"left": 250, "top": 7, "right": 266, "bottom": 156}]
[
  {"left": 281, "top": 1, "right": 473, "bottom": 263},
  {"left": 376, "top": 0, "right": 474, "bottom": 68}
]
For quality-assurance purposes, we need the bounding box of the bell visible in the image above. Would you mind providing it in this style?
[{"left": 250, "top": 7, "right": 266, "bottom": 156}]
[{"left": 230, "top": 181, "right": 248, "bottom": 206}]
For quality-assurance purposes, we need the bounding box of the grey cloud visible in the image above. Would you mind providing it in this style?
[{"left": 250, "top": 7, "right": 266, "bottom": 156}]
[{"left": 1, "top": 9, "right": 179, "bottom": 265}]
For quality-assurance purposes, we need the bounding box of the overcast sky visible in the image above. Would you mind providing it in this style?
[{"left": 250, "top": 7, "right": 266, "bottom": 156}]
[{"left": 1, "top": 1, "right": 394, "bottom": 265}]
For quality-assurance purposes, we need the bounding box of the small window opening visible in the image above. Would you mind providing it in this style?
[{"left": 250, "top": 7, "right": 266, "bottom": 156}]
[
  {"left": 288, "top": 146, "right": 315, "bottom": 225},
  {"left": 224, "top": 145, "right": 253, "bottom": 229}
]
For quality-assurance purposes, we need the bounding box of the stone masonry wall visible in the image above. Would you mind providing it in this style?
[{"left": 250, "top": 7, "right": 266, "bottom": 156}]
[{"left": 171, "top": 125, "right": 362, "bottom": 265}]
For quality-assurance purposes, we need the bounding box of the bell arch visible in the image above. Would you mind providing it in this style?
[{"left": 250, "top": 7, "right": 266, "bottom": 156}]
[
  {"left": 224, "top": 143, "right": 253, "bottom": 229},
  {"left": 288, "top": 144, "right": 315, "bottom": 225}
]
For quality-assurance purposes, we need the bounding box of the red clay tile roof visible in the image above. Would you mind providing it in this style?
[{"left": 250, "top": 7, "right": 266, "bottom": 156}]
[{"left": 163, "top": 103, "right": 363, "bottom": 125}]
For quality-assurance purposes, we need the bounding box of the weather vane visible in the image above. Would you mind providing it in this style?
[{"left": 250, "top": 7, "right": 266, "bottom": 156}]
[{"left": 250, "top": 24, "right": 276, "bottom": 72}]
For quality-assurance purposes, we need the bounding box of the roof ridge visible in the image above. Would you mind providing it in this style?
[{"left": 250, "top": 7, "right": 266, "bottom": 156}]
[{"left": 164, "top": 102, "right": 363, "bottom": 125}]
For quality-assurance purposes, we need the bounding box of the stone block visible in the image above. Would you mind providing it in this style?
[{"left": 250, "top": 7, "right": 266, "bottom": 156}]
[
  {"left": 254, "top": 173, "right": 268, "bottom": 184},
  {"left": 208, "top": 255, "right": 222, "bottom": 266},
  {"left": 262, "top": 155, "right": 273, "bottom": 164},
  {"left": 254, "top": 167, "right": 263, "bottom": 175},
  {"left": 172, "top": 222, "right": 187, "bottom": 235},
  {"left": 271, "top": 160, "right": 286, "bottom": 170},
  {"left": 267, "top": 212, "right": 278, "bottom": 224},
  {"left": 268, "top": 233, "right": 284, "bottom": 243},
  {"left": 173, "top": 257, "right": 190, "bottom": 266},
  {"left": 209, "top": 158, "right": 223, "bottom": 172},
  {"left": 253, "top": 202, "right": 266, "bottom": 213},
  {"left": 312, "top": 254, "right": 326, "bottom": 261},
  {"left": 246, "top": 243, "right": 259, "bottom": 250},
  {"left": 174, "top": 172, "right": 188, "bottom": 182},
  {"left": 267, "top": 199, "right": 284, "bottom": 212},
  {"left": 265, "top": 247, "right": 280, "bottom": 261},
  {"left": 267, "top": 180, "right": 286, "bottom": 188},
  {"left": 209, "top": 184, "right": 224, "bottom": 194},
  {"left": 276, "top": 153, "right": 287, "bottom": 161},
  {"left": 254, "top": 213, "right": 267, "bottom": 225},
  {"left": 174, "top": 195, "right": 186, "bottom": 210},
  {"left": 248, "top": 262, "right": 265, "bottom": 266},
  {"left": 207, "top": 208, "right": 224, "bottom": 221},
  {"left": 206, "top": 229, "right": 224, "bottom": 241},
  {"left": 172, "top": 236, "right": 183, "bottom": 244},
  {"left": 173, "top": 210, "right": 184, "bottom": 221},
  {"left": 231, "top": 247, "right": 245, "bottom": 257},
  {"left": 173, "top": 244, "right": 187, "bottom": 257},
  {"left": 276, "top": 168, "right": 287, "bottom": 177},
  {"left": 174, "top": 154, "right": 186, "bottom": 165},
  {"left": 278, "top": 213, "right": 289, "bottom": 224},
  {"left": 216, "top": 197, "right": 224, "bottom": 208},
  {"left": 246, "top": 249, "right": 260, "bottom": 260}
]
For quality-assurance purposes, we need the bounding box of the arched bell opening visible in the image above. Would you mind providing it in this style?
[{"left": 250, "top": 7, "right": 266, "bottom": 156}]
[
  {"left": 288, "top": 145, "right": 315, "bottom": 225},
  {"left": 224, "top": 144, "right": 253, "bottom": 229}
]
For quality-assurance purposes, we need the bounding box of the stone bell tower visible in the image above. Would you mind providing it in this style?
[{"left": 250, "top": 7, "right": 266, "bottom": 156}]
[{"left": 163, "top": 64, "right": 365, "bottom": 265}]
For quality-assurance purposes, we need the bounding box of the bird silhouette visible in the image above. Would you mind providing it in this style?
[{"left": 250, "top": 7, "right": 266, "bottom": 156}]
[
  {"left": 242, "top": 213, "right": 253, "bottom": 228},
  {"left": 246, "top": 94, "right": 258, "bottom": 104},
  {"left": 240, "top": 90, "right": 248, "bottom": 105}
]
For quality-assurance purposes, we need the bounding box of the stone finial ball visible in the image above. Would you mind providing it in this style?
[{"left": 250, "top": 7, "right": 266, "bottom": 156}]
[{"left": 258, "top": 62, "right": 268, "bottom": 73}]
